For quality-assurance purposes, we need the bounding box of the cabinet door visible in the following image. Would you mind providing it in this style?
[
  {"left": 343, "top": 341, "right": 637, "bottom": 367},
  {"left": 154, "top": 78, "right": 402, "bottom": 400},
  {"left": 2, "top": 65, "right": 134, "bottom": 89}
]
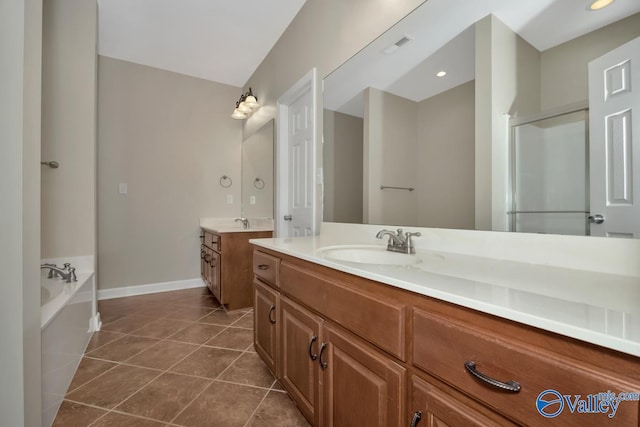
[
  {"left": 209, "top": 250, "right": 221, "bottom": 302},
  {"left": 280, "top": 297, "right": 322, "bottom": 426},
  {"left": 321, "top": 323, "right": 406, "bottom": 427},
  {"left": 410, "top": 375, "right": 513, "bottom": 427},
  {"left": 254, "top": 279, "right": 279, "bottom": 374}
]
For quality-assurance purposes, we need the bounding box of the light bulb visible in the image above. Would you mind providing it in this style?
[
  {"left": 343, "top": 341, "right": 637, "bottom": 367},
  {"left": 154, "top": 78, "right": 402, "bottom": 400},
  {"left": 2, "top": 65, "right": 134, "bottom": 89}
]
[
  {"left": 589, "top": 0, "right": 614, "bottom": 10},
  {"left": 238, "top": 102, "right": 252, "bottom": 114},
  {"left": 244, "top": 95, "right": 259, "bottom": 109},
  {"left": 231, "top": 109, "right": 247, "bottom": 119}
]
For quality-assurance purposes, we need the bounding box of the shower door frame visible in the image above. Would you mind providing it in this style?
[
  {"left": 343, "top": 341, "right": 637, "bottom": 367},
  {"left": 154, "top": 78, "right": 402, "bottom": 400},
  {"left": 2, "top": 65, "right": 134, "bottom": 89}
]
[{"left": 508, "top": 100, "right": 590, "bottom": 235}]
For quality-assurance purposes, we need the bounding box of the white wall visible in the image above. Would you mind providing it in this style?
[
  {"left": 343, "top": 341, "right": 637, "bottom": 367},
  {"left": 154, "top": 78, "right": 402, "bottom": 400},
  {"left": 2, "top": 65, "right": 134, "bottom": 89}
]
[
  {"left": 475, "top": 15, "right": 541, "bottom": 231},
  {"left": 41, "top": 0, "right": 97, "bottom": 259},
  {"left": 0, "top": 0, "right": 42, "bottom": 425},
  {"left": 416, "top": 80, "right": 475, "bottom": 229},
  {"left": 98, "top": 57, "right": 243, "bottom": 290}
]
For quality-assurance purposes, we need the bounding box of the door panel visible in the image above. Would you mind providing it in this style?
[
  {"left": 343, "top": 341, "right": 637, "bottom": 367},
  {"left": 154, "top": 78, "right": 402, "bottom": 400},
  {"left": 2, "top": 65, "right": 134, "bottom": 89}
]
[
  {"left": 589, "top": 36, "right": 640, "bottom": 237},
  {"left": 322, "top": 323, "right": 405, "bottom": 427},
  {"left": 253, "top": 279, "right": 278, "bottom": 374},
  {"left": 280, "top": 297, "right": 322, "bottom": 425}
]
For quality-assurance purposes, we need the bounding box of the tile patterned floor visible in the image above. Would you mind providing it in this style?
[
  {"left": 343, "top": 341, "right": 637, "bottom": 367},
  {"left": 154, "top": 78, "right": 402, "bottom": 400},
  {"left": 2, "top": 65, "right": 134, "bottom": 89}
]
[{"left": 54, "top": 287, "right": 310, "bottom": 427}]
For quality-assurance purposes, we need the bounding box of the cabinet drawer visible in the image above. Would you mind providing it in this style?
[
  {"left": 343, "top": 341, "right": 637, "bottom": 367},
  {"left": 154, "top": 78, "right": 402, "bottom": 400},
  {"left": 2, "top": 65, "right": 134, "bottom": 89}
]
[
  {"left": 253, "top": 250, "right": 280, "bottom": 287},
  {"left": 412, "top": 308, "right": 640, "bottom": 427},
  {"left": 281, "top": 262, "right": 406, "bottom": 361}
]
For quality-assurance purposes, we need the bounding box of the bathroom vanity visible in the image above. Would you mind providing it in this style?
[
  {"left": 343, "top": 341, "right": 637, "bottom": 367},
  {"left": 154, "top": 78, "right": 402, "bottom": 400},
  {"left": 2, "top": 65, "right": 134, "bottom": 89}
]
[
  {"left": 250, "top": 223, "right": 640, "bottom": 427},
  {"left": 200, "top": 218, "right": 272, "bottom": 310}
]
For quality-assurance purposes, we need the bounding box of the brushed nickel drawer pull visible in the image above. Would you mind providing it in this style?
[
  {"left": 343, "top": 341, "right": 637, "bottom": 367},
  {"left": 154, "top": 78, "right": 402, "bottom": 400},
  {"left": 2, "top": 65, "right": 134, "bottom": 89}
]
[
  {"left": 464, "top": 361, "right": 521, "bottom": 393},
  {"left": 268, "top": 305, "right": 276, "bottom": 324},
  {"left": 257, "top": 264, "right": 270, "bottom": 270},
  {"left": 318, "top": 342, "right": 328, "bottom": 370},
  {"left": 308, "top": 335, "right": 318, "bottom": 361},
  {"left": 410, "top": 411, "right": 422, "bottom": 427}
]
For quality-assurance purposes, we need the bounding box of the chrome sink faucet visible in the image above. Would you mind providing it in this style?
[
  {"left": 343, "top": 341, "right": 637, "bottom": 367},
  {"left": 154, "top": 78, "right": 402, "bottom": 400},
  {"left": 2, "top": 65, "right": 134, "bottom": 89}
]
[
  {"left": 40, "top": 263, "right": 77, "bottom": 283},
  {"left": 235, "top": 217, "right": 250, "bottom": 229},
  {"left": 376, "top": 228, "right": 421, "bottom": 254}
]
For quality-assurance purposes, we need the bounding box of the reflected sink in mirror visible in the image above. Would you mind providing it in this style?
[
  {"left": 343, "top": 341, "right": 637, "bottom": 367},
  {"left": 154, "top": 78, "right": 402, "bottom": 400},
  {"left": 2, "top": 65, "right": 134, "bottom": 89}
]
[{"left": 317, "top": 245, "right": 423, "bottom": 266}]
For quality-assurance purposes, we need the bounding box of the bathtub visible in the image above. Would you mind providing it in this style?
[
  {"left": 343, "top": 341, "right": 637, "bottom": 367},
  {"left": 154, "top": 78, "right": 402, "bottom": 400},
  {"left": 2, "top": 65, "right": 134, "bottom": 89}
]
[{"left": 41, "top": 256, "right": 101, "bottom": 427}]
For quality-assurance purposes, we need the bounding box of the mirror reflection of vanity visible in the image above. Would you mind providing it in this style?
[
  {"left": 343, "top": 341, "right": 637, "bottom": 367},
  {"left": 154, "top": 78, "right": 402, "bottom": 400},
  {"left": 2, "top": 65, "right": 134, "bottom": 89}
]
[
  {"left": 241, "top": 119, "right": 274, "bottom": 219},
  {"left": 323, "top": 0, "right": 640, "bottom": 237}
]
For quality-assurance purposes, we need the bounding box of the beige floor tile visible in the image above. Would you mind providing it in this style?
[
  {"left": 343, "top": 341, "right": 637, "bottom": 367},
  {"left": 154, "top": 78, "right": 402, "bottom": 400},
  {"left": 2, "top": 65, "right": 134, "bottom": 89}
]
[
  {"left": 218, "top": 352, "right": 274, "bottom": 388},
  {"left": 129, "top": 318, "right": 192, "bottom": 339},
  {"left": 169, "top": 347, "right": 242, "bottom": 379},
  {"left": 51, "top": 400, "right": 107, "bottom": 427},
  {"left": 125, "top": 340, "right": 199, "bottom": 370},
  {"left": 246, "top": 391, "right": 311, "bottom": 426},
  {"left": 166, "top": 322, "right": 226, "bottom": 345},
  {"left": 205, "top": 327, "right": 253, "bottom": 350},
  {"left": 116, "top": 372, "right": 211, "bottom": 422},
  {"left": 85, "top": 335, "right": 159, "bottom": 362},
  {"left": 173, "top": 381, "right": 267, "bottom": 427},
  {"left": 66, "top": 365, "right": 159, "bottom": 409},
  {"left": 66, "top": 357, "right": 118, "bottom": 393}
]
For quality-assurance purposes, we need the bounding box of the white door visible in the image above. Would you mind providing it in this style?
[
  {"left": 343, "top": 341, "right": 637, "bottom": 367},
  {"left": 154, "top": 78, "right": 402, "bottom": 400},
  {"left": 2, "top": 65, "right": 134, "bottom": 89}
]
[
  {"left": 276, "top": 69, "right": 318, "bottom": 237},
  {"left": 588, "top": 36, "right": 640, "bottom": 238}
]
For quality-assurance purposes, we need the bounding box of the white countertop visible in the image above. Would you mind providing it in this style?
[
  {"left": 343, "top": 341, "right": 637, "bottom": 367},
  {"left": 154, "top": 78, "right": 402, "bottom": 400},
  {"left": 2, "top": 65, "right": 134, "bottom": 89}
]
[
  {"left": 200, "top": 217, "right": 274, "bottom": 233},
  {"left": 250, "top": 223, "right": 640, "bottom": 357}
]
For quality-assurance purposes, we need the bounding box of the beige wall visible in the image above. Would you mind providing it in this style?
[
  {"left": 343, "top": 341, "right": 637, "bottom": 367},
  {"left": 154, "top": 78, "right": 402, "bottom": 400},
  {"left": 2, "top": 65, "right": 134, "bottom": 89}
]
[
  {"left": 475, "top": 15, "right": 540, "bottom": 231},
  {"left": 417, "top": 80, "right": 475, "bottom": 229},
  {"left": 243, "top": 0, "right": 424, "bottom": 228},
  {"left": 541, "top": 13, "right": 640, "bottom": 110},
  {"left": 0, "top": 0, "right": 42, "bottom": 424},
  {"left": 241, "top": 120, "right": 274, "bottom": 218},
  {"left": 98, "top": 57, "right": 243, "bottom": 290},
  {"left": 41, "top": 0, "right": 97, "bottom": 259},
  {"left": 323, "top": 110, "right": 363, "bottom": 223},
  {"left": 365, "top": 88, "right": 418, "bottom": 225}
]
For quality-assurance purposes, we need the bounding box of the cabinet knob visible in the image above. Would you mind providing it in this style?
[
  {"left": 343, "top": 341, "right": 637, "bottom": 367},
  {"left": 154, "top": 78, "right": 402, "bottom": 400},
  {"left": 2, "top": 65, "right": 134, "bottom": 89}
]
[
  {"left": 268, "top": 305, "right": 276, "bottom": 324},
  {"left": 257, "top": 264, "right": 270, "bottom": 270},
  {"left": 318, "top": 342, "right": 328, "bottom": 370},
  {"left": 308, "top": 335, "right": 318, "bottom": 361},
  {"left": 409, "top": 411, "right": 422, "bottom": 427},
  {"left": 464, "top": 361, "right": 521, "bottom": 393}
]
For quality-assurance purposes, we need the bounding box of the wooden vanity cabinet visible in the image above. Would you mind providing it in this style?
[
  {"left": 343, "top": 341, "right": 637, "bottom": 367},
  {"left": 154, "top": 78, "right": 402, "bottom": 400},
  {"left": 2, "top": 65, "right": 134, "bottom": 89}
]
[
  {"left": 253, "top": 247, "right": 640, "bottom": 427},
  {"left": 200, "top": 229, "right": 271, "bottom": 310}
]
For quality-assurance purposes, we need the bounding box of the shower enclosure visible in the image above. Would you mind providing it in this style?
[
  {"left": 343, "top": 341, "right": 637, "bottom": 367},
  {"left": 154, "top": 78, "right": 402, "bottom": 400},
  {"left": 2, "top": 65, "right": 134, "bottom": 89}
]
[{"left": 509, "top": 107, "right": 589, "bottom": 236}]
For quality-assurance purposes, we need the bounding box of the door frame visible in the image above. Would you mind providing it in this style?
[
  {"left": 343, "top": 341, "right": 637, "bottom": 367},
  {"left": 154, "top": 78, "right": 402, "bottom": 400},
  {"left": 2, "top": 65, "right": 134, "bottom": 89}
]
[{"left": 275, "top": 68, "right": 319, "bottom": 237}]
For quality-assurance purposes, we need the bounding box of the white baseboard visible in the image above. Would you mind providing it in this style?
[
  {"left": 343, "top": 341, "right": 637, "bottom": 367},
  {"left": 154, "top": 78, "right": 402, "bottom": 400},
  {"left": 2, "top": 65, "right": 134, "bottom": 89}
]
[{"left": 98, "top": 278, "right": 205, "bottom": 300}]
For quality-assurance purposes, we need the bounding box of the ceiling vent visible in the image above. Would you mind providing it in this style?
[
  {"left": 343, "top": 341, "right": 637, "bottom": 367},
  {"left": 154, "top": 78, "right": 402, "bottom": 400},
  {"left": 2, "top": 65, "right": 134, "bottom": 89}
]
[{"left": 382, "top": 35, "right": 414, "bottom": 54}]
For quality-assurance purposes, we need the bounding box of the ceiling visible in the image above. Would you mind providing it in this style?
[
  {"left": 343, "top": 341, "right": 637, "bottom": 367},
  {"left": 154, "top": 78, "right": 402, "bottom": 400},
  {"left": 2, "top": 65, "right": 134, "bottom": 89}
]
[
  {"left": 97, "top": 0, "right": 307, "bottom": 87},
  {"left": 324, "top": 0, "right": 640, "bottom": 117}
]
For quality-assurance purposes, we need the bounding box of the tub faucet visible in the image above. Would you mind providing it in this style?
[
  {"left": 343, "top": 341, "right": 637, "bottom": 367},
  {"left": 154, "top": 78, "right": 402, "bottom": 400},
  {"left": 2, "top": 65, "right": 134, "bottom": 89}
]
[
  {"left": 41, "top": 263, "right": 77, "bottom": 283},
  {"left": 375, "top": 228, "right": 421, "bottom": 254},
  {"left": 235, "top": 217, "right": 250, "bottom": 229}
]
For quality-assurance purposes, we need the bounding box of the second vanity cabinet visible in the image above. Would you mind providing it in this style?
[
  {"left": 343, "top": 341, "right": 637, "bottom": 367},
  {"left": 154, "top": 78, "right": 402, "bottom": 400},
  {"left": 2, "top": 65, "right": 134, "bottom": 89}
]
[
  {"left": 200, "top": 229, "right": 271, "bottom": 310},
  {"left": 253, "top": 246, "right": 640, "bottom": 427}
]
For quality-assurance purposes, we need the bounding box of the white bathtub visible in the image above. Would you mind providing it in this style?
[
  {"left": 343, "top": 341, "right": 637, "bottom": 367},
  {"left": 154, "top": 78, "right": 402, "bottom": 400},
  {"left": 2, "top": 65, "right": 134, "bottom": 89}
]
[{"left": 41, "top": 256, "right": 101, "bottom": 427}]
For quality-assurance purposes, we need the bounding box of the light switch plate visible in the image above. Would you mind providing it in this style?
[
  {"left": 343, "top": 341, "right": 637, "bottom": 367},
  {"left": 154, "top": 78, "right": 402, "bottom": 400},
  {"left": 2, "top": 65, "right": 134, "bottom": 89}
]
[
  {"left": 118, "top": 183, "right": 128, "bottom": 194},
  {"left": 250, "top": 196, "right": 256, "bottom": 205},
  {"left": 227, "top": 194, "right": 233, "bottom": 204}
]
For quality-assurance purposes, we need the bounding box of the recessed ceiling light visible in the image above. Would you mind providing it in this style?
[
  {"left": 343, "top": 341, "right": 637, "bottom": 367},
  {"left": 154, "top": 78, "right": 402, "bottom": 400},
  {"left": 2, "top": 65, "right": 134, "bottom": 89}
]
[
  {"left": 589, "top": 0, "right": 614, "bottom": 11},
  {"left": 436, "top": 71, "right": 447, "bottom": 77}
]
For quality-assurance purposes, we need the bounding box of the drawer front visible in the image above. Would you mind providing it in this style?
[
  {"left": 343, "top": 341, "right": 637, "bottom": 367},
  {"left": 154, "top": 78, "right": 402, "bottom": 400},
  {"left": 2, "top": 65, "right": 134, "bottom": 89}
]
[
  {"left": 281, "top": 262, "right": 406, "bottom": 361},
  {"left": 253, "top": 250, "right": 280, "bottom": 287},
  {"left": 412, "top": 308, "right": 640, "bottom": 427}
]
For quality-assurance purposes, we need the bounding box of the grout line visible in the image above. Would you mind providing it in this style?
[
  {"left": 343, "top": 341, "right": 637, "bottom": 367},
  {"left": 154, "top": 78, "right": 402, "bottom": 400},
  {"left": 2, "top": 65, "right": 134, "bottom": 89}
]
[{"left": 242, "top": 383, "right": 272, "bottom": 427}]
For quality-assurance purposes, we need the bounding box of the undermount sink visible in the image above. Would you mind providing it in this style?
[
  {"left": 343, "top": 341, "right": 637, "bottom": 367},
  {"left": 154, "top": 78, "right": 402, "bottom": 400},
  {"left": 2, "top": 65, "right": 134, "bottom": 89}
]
[{"left": 317, "top": 245, "right": 422, "bottom": 266}]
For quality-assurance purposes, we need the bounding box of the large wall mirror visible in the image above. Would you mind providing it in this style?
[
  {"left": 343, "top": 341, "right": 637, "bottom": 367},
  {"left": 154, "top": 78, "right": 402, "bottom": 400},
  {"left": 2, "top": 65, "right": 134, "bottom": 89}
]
[
  {"left": 323, "top": 0, "right": 640, "bottom": 238},
  {"left": 241, "top": 119, "right": 274, "bottom": 218}
]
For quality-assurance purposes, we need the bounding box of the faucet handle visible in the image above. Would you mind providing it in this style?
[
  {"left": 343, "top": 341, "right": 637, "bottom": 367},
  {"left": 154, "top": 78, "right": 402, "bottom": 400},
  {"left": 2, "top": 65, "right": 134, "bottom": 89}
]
[{"left": 404, "top": 231, "right": 421, "bottom": 254}]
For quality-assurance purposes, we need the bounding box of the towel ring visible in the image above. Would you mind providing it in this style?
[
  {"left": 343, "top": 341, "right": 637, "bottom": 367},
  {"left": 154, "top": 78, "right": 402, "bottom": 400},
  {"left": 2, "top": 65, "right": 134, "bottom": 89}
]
[
  {"left": 254, "top": 177, "right": 265, "bottom": 190},
  {"left": 219, "top": 175, "right": 232, "bottom": 188}
]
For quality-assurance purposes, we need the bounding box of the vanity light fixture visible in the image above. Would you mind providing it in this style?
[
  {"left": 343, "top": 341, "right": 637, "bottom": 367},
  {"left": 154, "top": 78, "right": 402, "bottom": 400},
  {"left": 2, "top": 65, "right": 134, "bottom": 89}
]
[
  {"left": 436, "top": 71, "right": 447, "bottom": 77},
  {"left": 589, "top": 0, "right": 614, "bottom": 10},
  {"left": 231, "top": 87, "right": 260, "bottom": 120}
]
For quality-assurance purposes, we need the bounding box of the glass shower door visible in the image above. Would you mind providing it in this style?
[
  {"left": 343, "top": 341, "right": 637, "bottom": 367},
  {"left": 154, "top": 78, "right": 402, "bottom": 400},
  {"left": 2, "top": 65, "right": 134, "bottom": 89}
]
[{"left": 510, "top": 109, "right": 589, "bottom": 236}]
